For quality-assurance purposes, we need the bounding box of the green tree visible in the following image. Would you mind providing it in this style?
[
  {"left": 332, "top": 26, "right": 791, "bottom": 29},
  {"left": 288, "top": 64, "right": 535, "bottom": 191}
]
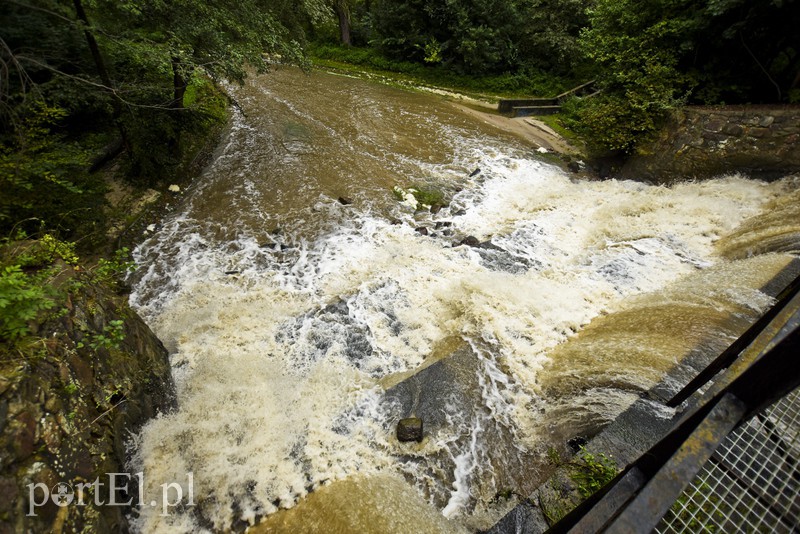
[
  {"left": 372, "top": 0, "right": 524, "bottom": 74},
  {"left": 1, "top": 0, "right": 317, "bottom": 237},
  {"left": 574, "top": 0, "right": 800, "bottom": 154},
  {"left": 515, "top": 0, "right": 591, "bottom": 74},
  {"left": 574, "top": 0, "right": 692, "bottom": 153},
  {"left": 333, "top": 0, "right": 353, "bottom": 46},
  {"left": 370, "top": 0, "right": 590, "bottom": 76}
]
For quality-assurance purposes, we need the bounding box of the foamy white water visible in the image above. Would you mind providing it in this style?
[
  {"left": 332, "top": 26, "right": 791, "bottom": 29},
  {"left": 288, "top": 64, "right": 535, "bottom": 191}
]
[{"left": 128, "top": 68, "right": 797, "bottom": 532}]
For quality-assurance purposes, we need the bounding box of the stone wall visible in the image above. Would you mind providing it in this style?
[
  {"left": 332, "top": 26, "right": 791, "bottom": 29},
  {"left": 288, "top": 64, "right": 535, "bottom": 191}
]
[{"left": 620, "top": 106, "right": 800, "bottom": 183}]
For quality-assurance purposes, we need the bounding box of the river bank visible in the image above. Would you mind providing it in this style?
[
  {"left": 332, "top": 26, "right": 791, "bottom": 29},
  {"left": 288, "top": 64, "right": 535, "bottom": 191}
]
[
  {"left": 314, "top": 63, "right": 586, "bottom": 164},
  {"left": 0, "top": 253, "right": 174, "bottom": 533},
  {"left": 0, "top": 80, "right": 228, "bottom": 533},
  {"left": 313, "top": 61, "right": 800, "bottom": 185}
]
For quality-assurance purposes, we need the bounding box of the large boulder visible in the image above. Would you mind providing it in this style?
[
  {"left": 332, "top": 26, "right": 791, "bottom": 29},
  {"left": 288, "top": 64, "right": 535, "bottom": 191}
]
[
  {"left": 0, "top": 272, "right": 174, "bottom": 534},
  {"left": 381, "top": 344, "right": 542, "bottom": 517}
]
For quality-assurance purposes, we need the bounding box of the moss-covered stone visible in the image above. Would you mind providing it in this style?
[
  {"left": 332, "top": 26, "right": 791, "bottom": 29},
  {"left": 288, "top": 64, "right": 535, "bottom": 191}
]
[{"left": 0, "top": 270, "right": 174, "bottom": 533}]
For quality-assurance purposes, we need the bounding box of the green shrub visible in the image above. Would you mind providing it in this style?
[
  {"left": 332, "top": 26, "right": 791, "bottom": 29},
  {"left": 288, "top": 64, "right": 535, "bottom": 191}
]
[
  {"left": 0, "top": 265, "right": 56, "bottom": 340},
  {"left": 88, "top": 319, "right": 126, "bottom": 350},
  {"left": 569, "top": 447, "right": 618, "bottom": 498}
]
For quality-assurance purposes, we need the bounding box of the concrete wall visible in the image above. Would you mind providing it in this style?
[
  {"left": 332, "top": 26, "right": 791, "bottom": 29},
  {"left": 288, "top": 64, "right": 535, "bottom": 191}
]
[{"left": 620, "top": 106, "right": 800, "bottom": 183}]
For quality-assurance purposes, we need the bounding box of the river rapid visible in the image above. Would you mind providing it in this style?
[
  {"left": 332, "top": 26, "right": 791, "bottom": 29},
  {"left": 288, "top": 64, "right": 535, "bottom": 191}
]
[{"left": 128, "top": 67, "right": 800, "bottom": 532}]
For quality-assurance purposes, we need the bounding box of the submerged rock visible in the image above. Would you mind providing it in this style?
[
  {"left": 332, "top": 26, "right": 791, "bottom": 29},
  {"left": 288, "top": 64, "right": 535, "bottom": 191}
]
[
  {"left": 397, "top": 418, "right": 424, "bottom": 442},
  {"left": 459, "top": 236, "right": 481, "bottom": 247}
]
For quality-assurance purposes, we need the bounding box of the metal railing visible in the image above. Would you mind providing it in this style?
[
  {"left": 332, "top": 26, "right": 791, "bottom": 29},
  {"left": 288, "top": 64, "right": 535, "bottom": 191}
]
[
  {"left": 544, "top": 278, "right": 800, "bottom": 534},
  {"left": 657, "top": 387, "right": 800, "bottom": 533}
]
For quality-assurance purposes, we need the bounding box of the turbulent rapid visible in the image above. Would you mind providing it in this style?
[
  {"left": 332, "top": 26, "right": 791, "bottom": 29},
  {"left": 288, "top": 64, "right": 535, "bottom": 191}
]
[{"left": 127, "top": 67, "right": 800, "bottom": 533}]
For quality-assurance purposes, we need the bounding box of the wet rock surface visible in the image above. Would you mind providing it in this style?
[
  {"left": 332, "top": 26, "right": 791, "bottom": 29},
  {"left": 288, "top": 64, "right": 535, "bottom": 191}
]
[
  {"left": 382, "top": 344, "right": 540, "bottom": 514},
  {"left": 0, "top": 276, "right": 174, "bottom": 534},
  {"left": 396, "top": 417, "right": 424, "bottom": 442}
]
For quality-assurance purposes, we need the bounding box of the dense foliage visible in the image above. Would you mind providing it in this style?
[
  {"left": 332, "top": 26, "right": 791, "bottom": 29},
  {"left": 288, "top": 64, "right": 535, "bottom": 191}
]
[
  {"left": 325, "top": 0, "right": 588, "bottom": 76},
  {"left": 1, "top": 0, "right": 321, "bottom": 341},
  {"left": 0, "top": 0, "right": 321, "bottom": 242},
  {"left": 573, "top": 0, "right": 800, "bottom": 153}
]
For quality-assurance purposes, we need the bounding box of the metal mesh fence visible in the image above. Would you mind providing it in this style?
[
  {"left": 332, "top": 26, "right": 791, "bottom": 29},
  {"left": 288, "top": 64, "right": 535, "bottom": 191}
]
[{"left": 656, "top": 387, "right": 800, "bottom": 533}]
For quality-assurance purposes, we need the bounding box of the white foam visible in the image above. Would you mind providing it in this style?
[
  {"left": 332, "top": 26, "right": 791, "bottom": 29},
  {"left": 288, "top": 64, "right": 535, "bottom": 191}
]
[{"left": 128, "top": 75, "right": 791, "bottom": 531}]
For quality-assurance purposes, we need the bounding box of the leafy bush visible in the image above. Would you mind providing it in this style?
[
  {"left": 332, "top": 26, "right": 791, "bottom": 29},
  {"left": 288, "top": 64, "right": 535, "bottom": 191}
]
[
  {"left": 0, "top": 265, "right": 56, "bottom": 340},
  {"left": 88, "top": 319, "right": 126, "bottom": 350},
  {"left": 561, "top": 93, "right": 671, "bottom": 155},
  {"left": 569, "top": 447, "right": 618, "bottom": 498}
]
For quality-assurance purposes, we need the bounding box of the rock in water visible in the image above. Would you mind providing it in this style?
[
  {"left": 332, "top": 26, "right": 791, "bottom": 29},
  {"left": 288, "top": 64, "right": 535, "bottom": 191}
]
[
  {"left": 459, "top": 236, "right": 481, "bottom": 247},
  {"left": 397, "top": 417, "right": 424, "bottom": 442},
  {"left": 567, "top": 436, "right": 588, "bottom": 453},
  {"left": 338, "top": 196, "right": 354, "bottom": 205}
]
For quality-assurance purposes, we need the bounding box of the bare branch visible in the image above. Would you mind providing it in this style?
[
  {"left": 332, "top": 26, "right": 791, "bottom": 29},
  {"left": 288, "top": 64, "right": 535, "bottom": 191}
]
[
  {"left": 15, "top": 56, "right": 186, "bottom": 111},
  {"left": 740, "top": 32, "right": 782, "bottom": 102},
  {"left": 0, "top": 37, "right": 41, "bottom": 128}
]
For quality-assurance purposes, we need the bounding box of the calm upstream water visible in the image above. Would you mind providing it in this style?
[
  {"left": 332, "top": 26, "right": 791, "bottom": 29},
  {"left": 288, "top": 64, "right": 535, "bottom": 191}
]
[{"left": 128, "top": 67, "right": 800, "bottom": 532}]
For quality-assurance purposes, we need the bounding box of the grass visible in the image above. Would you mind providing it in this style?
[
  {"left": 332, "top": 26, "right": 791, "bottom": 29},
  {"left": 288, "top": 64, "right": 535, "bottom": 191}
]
[
  {"left": 537, "top": 113, "right": 583, "bottom": 146},
  {"left": 309, "top": 43, "right": 576, "bottom": 100}
]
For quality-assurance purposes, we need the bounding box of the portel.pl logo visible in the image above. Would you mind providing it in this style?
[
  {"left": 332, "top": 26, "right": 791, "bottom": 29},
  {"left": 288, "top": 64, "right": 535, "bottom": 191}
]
[{"left": 28, "top": 472, "right": 194, "bottom": 517}]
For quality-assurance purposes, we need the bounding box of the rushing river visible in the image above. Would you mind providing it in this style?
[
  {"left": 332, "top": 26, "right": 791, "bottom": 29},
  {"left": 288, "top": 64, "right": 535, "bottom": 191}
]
[{"left": 128, "top": 67, "right": 800, "bottom": 533}]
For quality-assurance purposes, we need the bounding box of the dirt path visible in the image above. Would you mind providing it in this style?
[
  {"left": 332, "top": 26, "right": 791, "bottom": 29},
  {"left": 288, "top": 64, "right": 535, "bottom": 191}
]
[{"left": 452, "top": 102, "right": 580, "bottom": 155}]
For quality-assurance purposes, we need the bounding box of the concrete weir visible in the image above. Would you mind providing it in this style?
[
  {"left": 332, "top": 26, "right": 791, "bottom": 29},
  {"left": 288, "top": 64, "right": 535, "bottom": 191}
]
[{"left": 485, "top": 258, "right": 800, "bottom": 534}]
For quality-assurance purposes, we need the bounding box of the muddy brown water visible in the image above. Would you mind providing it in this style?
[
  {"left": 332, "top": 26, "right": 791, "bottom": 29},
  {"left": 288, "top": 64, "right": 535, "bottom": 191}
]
[{"left": 128, "top": 67, "right": 800, "bottom": 532}]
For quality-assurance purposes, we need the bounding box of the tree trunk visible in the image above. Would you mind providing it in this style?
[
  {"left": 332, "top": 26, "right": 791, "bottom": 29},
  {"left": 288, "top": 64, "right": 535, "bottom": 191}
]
[
  {"left": 172, "top": 57, "right": 187, "bottom": 109},
  {"left": 334, "top": 0, "right": 352, "bottom": 46},
  {"left": 73, "top": 0, "right": 113, "bottom": 90},
  {"left": 72, "top": 0, "right": 130, "bottom": 155}
]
